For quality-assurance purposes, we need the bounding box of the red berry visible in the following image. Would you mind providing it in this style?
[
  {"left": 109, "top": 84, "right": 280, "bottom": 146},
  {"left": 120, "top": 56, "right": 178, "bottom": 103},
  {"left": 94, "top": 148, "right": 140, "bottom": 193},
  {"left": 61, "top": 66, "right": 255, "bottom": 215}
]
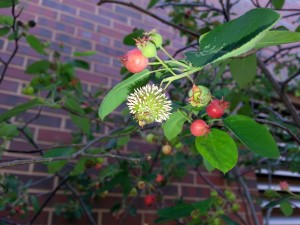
[
  {"left": 190, "top": 119, "right": 210, "bottom": 137},
  {"left": 120, "top": 48, "right": 148, "bottom": 73},
  {"left": 206, "top": 99, "right": 229, "bottom": 119},
  {"left": 155, "top": 174, "right": 164, "bottom": 183},
  {"left": 144, "top": 194, "right": 156, "bottom": 206}
]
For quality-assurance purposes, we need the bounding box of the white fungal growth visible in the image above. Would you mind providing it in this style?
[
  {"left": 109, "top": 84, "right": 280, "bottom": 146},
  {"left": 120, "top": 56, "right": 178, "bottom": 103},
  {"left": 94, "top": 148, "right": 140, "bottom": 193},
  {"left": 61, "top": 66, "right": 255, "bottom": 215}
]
[{"left": 127, "top": 84, "right": 172, "bottom": 126}]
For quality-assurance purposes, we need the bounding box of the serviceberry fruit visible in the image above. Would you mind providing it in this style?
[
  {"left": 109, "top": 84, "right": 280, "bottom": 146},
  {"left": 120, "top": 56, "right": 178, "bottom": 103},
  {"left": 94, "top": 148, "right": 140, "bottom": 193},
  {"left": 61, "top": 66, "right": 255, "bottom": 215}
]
[
  {"left": 144, "top": 194, "right": 156, "bottom": 206},
  {"left": 190, "top": 119, "right": 210, "bottom": 137},
  {"left": 155, "top": 174, "right": 164, "bottom": 183},
  {"left": 162, "top": 144, "right": 172, "bottom": 155},
  {"left": 189, "top": 85, "right": 211, "bottom": 107},
  {"left": 206, "top": 98, "right": 229, "bottom": 118},
  {"left": 120, "top": 48, "right": 148, "bottom": 73}
]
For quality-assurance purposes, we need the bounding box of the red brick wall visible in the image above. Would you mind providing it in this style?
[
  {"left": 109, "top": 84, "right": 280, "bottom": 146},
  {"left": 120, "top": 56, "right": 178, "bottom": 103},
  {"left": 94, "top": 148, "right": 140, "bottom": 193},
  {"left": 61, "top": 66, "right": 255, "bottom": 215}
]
[{"left": 0, "top": 1, "right": 263, "bottom": 224}]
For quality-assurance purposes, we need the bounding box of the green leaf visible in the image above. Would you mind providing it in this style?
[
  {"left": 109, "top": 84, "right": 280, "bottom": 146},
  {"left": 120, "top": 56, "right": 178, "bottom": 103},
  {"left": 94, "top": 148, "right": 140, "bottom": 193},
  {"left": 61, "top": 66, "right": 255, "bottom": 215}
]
[
  {"left": 195, "top": 129, "right": 238, "bottom": 174},
  {"left": 203, "top": 158, "right": 215, "bottom": 172},
  {"left": 25, "top": 60, "right": 51, "bottom": 74},
  {"left": 70, "top": 114, "right": 90, "bottom": 135},
  {"left": 30, "top": 196, "right": 40, "bottom": 212},
  {"left": 0, "top": 0, "right": 19, "bottom": 8},
  {"left": 71, "top": 59, "right": 89, "bottom": 70},
  {"left": 73, "top": 50, "right": 97, "bottom": 57},
  {"left": 123, "top": 29, "right": 144, "bottom": 46},
  {"left": 230, "top": 54, "right": 257, "bottom": 88},
  {"left": 70, "top": 157, "right": 88, "bottom": 176},
  {"left": 255, "top": 31, "right": 300, "bottom": 48},
  {"left": 98, "top": 69, "right": 150, "bottom": 120},
  {"left": 0, "top": 123, "right": 19, "bottom": 138},
  {"left": 0, "top": 98, "right": 44, "bottom": 123},
  {"left": 280, "top": 200, "right": 293, "bottom": 216},
  {"left": 147, "top": 0, "right": 159, "bottom": 9},
  {"left": 26, "top": 35, "right": 46, "bottom": 55},
  {"left": 222, "top": 215, "right": 240, "bottom": 225},
  {"left": 156, "top": 199, "right": 212, "bottom": 223},
  {"left": 296, "top": 26, "right": 300, "bottom": 32},
  {"left": 0, "top": 15, "right": 13, "bottom": 25},
  {"left": 163, "top": 111, "right": 187, "bottom": 141},
  {"left": 185, "top": 8, "right": 280, "bottom": 67},
  {"left": 264, "top": 195, "right": 291, "bottom": 208},
  {"left": 0, "top": 27, "right": 10, "bottom": 37},
  {"left": 64, "top": 96, "right": 84, "bottom": 114},
  {"left": 43, "top": 147, "right": 74, "bottom": 173},
  {"left": 223, "top": 115, "right": 279, "bottom": 158},
  {"left": 272, "top": 0, "right": 285, "bottom": 9}
]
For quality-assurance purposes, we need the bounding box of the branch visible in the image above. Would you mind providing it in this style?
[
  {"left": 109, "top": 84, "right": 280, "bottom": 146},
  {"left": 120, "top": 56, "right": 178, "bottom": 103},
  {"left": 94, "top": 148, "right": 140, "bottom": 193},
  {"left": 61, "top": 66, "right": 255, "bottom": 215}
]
[
  {"left": 0, "top": 128, "right": 151, "bottom": 169},
  {"left": 194, "top": 168, "right": 248, "bottom": 225},
  {"left": 155, "top": 2, "right": 223, "bottom": 14},
  {"left": 97, "top": 0, "right": 200, "bottom": 38},
  {"left": 0, "top": 0, "right": 22, "bottom": 85},
  {"left": 257, "top": 59, "right": 300, "bottom": 128},
  {"left": 255, "top": 119, "right": 300, "bottom": 145},
  {"left": 5, "top": 144, "right": 85, "bottom": 154},
  {"left": 28, "top": 175, "right": 70, "bottom": 225},
  {"left": 280, "top": 68, "right": 300, "bottom": 93},
  {"left": 66, "top": 183, "right": 97, "bottom": 225},
  {"left": 233, "top": 167, "right": 260, "bottom": 225}
]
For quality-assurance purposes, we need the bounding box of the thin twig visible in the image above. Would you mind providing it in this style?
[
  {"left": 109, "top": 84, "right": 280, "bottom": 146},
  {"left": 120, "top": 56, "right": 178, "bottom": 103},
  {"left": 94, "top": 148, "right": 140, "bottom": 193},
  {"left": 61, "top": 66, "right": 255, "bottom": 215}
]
[
  {"left": 0, "top": 0, "right": 22, "bottom": 85},
  {"left": 97, "top": 0, "right": 199, "bottom": 38},
  {"left": 28, "top": 175, "right": 70, "bottom": 225},
  {"left": 257, "top": 59, "right": 300, "bottom": 128},
  {"left": 66, "top": 183, "right": 97, "bottom": 225},
  {"left": 194, "top": 168, "right": 248, "bottom": 225},
  {"left": 280, "top": 68, "right": 300, "bottom": 93},
  {"left": 255, "top": 119, "right": 300, "bottom": 145},
  {"left": 5, "top": 144, "right": 85, "bottom": 154},
  {"left": 233, "top": 167, "right": 260, "bottom": 225},
  {"left": 155, "top": 2, "right": 223, "bottom": 14}
]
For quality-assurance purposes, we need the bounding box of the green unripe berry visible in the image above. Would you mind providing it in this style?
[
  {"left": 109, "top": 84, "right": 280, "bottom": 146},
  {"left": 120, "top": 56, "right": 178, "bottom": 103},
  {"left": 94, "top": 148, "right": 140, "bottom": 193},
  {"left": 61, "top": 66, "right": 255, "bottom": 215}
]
[
  {"left": 212, "top": 218, "right": 221, "bottom": 225},
  {"left": 231, "top": 203, "right": 240, "bottom": 212},
  {"left": 188, "top": 84, "right": 211, "bottom": 107},
  {"left": 190, "top": 209, "right": 200, "bottom": 219},
  {"left": 210, "top": 190, "right": 218, "bottom": 197},
  {"left": 22, "top": 86, "right": 34, "bottom": 95},
  {"left": 146, "top": 133, "right": 155, "bottom": 143},
  {"left": 139, "top": 42, "right": 157, "bottom": 58},
  {"left": 150, "top": 33, "right": 163, "bottom": 47},
  {"left": 129, "top": 187, "right": 138, "bottom": 197}
]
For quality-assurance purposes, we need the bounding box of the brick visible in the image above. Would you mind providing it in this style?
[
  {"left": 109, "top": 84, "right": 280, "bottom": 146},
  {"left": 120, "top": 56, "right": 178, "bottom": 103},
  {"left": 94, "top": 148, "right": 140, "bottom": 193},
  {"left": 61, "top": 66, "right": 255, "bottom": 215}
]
[
  {"left": 181, "top": 186, "right": 210, "bottom": 198},
  {"left": 144, "top": 213, "right": 178, "bottom": 225},
  {"left": 94, "top": 63, "right": 120, "bottom": 77},
  {"left": 95, "top": 44, "right": 124, "bottom": 57},
  {"left": 79, "top": 10, "right": 111, "bottom": 26},
  {"left": 63, "top": 0, "right": 96, "bottom": 12},
  {"left": 196, "top": 174, "right": 225, "bottom": 186},
  {"left": 0, "top": 210, "right": 49, "bottom": 224},
  {"left": 161, "top": 185, "right": 179, "bottom": 196},
  {"left": 13, "top": 173, "right": 55, "bottom": 190},
  {"left": 0, "top": 79, "right": 19, "bottom": 92},
  {"left": 0, "top": 52, "right": 25, "bottom": 66},
  {"left": 76, "top": 70, "right": 109, "bottom": 85},
  {"left": 102, "top": 211, "right": 141, "bottom": 225},
  {"left": 52, "top": 212, "right": 99, "bottom": 225},
  {"left": 37, "top": 129, "right": 72, "bottom": 143},
  {"left": 98, "top": 8, "right": 128, "bottom": 23},
  {"left": 60, "top": 14, "right": 94, "bottom": 31},
  {"left": 22, "top": 1, "right": 57, "bottom": 18},
  {"left": 42, "top": 0, "right": 76, "bottom": 14},
  {"left": 0, "top": 93, "right": 29, "bottom": 106},
  {"left": 17, "top": 112, "right": 62, "bottom": 128},
  {"left": 2, "top": 155, "right": 30, "bottom": 171},
  {"left": 115, "top": 5, "right": 142, "bottom": 20}
]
